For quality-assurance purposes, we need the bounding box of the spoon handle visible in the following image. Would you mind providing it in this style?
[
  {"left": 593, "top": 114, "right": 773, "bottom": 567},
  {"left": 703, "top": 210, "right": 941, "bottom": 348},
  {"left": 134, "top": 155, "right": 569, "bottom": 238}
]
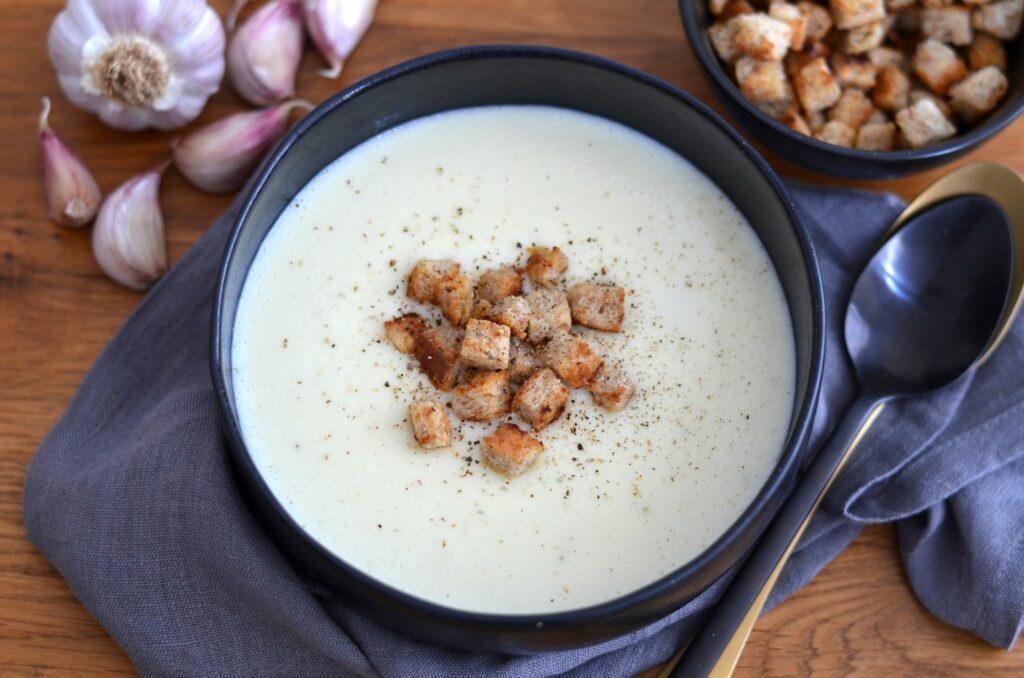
[{"left": 664, "top": 394, "right": 887, "bottom": 678}]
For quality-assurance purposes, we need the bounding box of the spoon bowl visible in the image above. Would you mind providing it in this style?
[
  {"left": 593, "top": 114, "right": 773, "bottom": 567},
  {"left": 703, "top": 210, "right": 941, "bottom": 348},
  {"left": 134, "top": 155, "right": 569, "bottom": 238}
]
[{"left": 846, "top": 195, "right": 1013, "bottom": 395}]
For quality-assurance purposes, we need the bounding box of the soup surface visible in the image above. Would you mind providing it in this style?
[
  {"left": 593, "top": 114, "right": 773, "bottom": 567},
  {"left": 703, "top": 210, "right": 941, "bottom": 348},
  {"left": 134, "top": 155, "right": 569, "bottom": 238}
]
[{"left": 232, "top": 106, "right": 796, "bottom": 614}]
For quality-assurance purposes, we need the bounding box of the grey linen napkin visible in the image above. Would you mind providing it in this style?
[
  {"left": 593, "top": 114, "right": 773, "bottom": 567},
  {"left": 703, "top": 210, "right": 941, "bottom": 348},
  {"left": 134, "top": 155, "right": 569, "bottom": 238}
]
[{"left": 23, "top": 182, "right": 1024, "bottom": 677}]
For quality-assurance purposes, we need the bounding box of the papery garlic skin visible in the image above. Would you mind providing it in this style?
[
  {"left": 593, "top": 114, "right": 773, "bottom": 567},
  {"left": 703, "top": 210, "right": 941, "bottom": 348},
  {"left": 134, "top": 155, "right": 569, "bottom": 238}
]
[
  {"left": 93, "top": 169, "right": 168, "bottom": 290},
  {"left": 228, "top": 0, "right": 304, "bottom": 106},
  {"left": 304, "top": 0, "right": 378, "bottom": 79},
  {"left": 48, "top": 0, "right": 226, "bottom": 131},
  {"left": 173, "top": 100, "right": 313, "bottom": 193},
  {"left": 39, "top": 97, "right": 102, "bottom": 228}
]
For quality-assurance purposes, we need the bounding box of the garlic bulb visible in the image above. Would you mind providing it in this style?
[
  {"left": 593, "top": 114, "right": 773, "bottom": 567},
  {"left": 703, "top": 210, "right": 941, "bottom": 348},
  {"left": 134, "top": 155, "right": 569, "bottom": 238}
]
[
  {"left": 304, "top": 0, "right": 378, "bottom": 78},
  {"left": 228, "top": 0, "right": 304, "bottom": 106},
  {"left": 48, "top": 0, "right": 226, "bottom": 131},
  {"left": 93, "top": 168, "right": 168, "bottom": 290},
  {"left": 173, "top": 100, "right": 313, "bottom": 193},
  {"left": 38, "top": 97, "right": 102, "bottom": 228}
]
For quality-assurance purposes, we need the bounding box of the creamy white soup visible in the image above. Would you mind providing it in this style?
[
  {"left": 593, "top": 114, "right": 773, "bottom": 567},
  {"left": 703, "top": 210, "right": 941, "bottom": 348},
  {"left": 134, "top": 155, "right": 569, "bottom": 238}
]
[{"left": 232, "top": 106, "right": 796, "bottom": 614}]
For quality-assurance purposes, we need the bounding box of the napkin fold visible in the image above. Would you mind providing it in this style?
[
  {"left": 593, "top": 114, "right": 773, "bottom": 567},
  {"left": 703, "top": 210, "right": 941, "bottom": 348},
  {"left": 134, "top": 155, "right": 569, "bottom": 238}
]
[{"left": 23, "top": 182, "right": 1024, "bottom": 677}]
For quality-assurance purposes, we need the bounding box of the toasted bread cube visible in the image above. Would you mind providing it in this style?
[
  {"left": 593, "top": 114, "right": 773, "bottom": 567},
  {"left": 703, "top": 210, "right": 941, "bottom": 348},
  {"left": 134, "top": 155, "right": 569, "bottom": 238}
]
[
  {"left": 721, "top": 0, "right": 757, "bottom": 20},
  {"left": 731, "top": 14, "right": 794, "bottom": 61},
  {"left": 794, "top": 57, "right": 843, "bottom": 111},
  {"left": 451, "top": 370, "right": 511, "bottom": 422},
  {"left": 709, "top": 21, "right": 741, "bottom": 62},
  {"left": 829, "top": 88, "right": 877, "bottom": 127},
  {"left": 913, "top": 39, "right": 968, "bottom": 95},
  {"left": 384, "top": 313, "right": 428, "bottom": 354},
  {"left": 434, "top": 272, "right": 474, "bottom": 326},
  {"left": 512, "top": 368, "right": 570, "bottom": 431},
  {"left": 525, "top": 289, "right": 572, "bottom": 344},
  {"left": 785, "top": 41, "right": 830, "bottom": 77},
  {"left": 855, "top": 121, "right": 898, "bottom": 149},
  {"left": 920, "top": 0, "right": 953, "bottom": 7},
  {"left": 414, "top": 327, "right": 461, "bottom": 391},
  {"left": 887, "top": 0, "right": 915, "bottom": 10},
  {"left": 806, "top": 108, "right": 828, "bottom": 130},
  {"left": 508, "top": 338, "right": 542, "bottom": 384},
  {"left": 710, "top": 0, "right": 731, "bottom": 14},
  {"left": 895, "top": 99, "right": 957, "bottom": 147},
  {"left": 798, "top": 2, "right": 834, "bottom": 39},
  {"left": 488, "top": 295, "right": 531, "bottom": 339},
  {"left": 909, "top": 89, "right": 955, "bottom": 119},
  {"left": 407, "top": 259, "right": 459, "bottom": 303},
  {"left": 587, "top": 364, "right": 637, "bottom": 413},
  {"left": 566, "top": 282, "right": 626, "bottom": 332},
  {"left": 867, "top": 46, "right": 906, "bottom": 70},
  {"left": 779, "top": 108, "right": 813, "bottom": 134},
  {"left": 471, "top": 298, "right": 493, "bottom": 320},
  {"left": 481, "top": 424, "right": 544, "bottom": 477},
  {"left": 757, "top": 100, "right": 800, "bottom": 119},
  {"left": 813, "top": 120, "right": 857, "bottom": 146},
  {"left": 972, "top": 0, "right": 1023, "bottom": 39},
  {"left": 539, "top": 333, "right": 603, "bottom": 388},
  {"left": 736, "top": 58, "right": 796, "bottom": 105},
  {"left": 844, "top": 19, "right": 888, "bottom": 54},
  {"left": 476, "top": 266, "right": 522, "bottom": 304},
  {"left": 948, "top": 66, "right": 1009, "bottom": 123},
  {"left": 921, "top": 7, "right": 974, "bottom": 45},
  {"left": 830, "top": 0, "right": 886, "bottom": 29},
  {"left": 524, "top": 246, "right": 568, "bottom": 289},
  {"left": 873, "top": 65, "right": 911, "bottom": 111},
  {"left": 832, "top": 53, "right": 877, "bottom": 88},
  {"left": 770, "top": 2, "right": 809, "bottom": 48},
  {"left": 969, "top": 32, "right": 1008, "bottom": 71},
  {"left": 459, "top": 319, "right": 511, "bottom": 370},
  {"left": 866, "top": 108, "right": 890, "bottom": 124},
  {"left": 409, "top": 401, "right": 452, "bottom": 449}
]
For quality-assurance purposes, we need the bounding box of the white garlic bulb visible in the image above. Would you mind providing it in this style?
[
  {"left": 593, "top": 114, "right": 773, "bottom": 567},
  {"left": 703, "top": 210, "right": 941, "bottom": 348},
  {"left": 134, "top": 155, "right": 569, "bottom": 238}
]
[
  {"left": 93, "top": 168, "right": 169, "bottom": 290},
  {"left": 304, "top": 0, "right": 378, "bottom": 79},
  {"left": 48, "top": 0, "right": 226, "bottom": 131}
]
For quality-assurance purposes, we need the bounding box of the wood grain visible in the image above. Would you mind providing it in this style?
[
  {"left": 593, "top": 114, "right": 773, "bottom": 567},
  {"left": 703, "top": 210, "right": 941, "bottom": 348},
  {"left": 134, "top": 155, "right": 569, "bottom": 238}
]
[{"left": 1, "top": 0, "right": 1022, "bottom": 675}]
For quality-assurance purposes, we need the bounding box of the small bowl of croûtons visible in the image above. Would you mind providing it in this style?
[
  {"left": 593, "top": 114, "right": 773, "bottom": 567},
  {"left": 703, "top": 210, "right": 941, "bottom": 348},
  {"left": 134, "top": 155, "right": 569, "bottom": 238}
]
[{"left": 678, "top": 0, "right": 1024, "bottom": 177}]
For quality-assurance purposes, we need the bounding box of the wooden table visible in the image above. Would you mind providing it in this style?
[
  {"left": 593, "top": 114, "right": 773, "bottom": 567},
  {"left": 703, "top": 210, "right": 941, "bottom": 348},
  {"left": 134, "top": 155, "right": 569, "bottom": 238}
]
[{"left": 2, "top": 0, "right": 1022, "bottom": 675}]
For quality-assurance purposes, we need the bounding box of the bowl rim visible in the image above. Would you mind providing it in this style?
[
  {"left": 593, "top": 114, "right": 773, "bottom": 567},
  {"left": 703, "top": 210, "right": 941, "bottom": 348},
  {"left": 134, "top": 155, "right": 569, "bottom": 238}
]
[
  {"left": 677, "top": 0, "right": 1024, "bottom": 164},
  {"left": 211, "top": 44, "right": 826, "bottom": 632}
]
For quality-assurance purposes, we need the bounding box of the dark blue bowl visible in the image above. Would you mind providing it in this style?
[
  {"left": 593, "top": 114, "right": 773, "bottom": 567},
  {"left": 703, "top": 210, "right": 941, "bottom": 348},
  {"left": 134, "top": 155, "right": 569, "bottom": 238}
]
[
  {"left": 211, "top": 45, "right": 825, "bottom": 653},
  {"left": 678, "top": 0, "right": 1024, "bottom": 179}
]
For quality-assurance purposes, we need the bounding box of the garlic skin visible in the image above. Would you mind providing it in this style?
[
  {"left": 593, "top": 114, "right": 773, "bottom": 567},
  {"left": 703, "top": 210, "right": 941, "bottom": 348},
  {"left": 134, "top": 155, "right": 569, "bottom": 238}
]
[
  {"left": 48, "top": 0, "right": 226, "bottom": 131},
  {"left": 173, "top": 100, "right": 313, "bottom": 194},
  {"left": 228, "top": 0, "right": 305, "bottom": 106},
  {"left": 39, "top": 97, "right": 102, "bottom": 228},
  {"left": 303, "top": 0, "right": 378, "bottom": 79},
  {"left": 93, "top": 168, "right": 168, "bottom": 290}
]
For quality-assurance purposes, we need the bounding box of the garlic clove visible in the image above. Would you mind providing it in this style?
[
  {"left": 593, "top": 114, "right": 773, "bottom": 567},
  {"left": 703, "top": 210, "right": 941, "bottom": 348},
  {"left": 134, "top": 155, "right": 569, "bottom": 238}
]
[
  {"left": 48, "top": 0, "right": 225, "bottom": 131},
  {"left": 38, "top": 97, "right": 102, "bottom": 228},
  {"left": 228, "top": 0, "right": 304, "bottom": 106},
  {"left": 172, "top": 100, "right": 313, "bottom": 194},
  {"left": 92, "top": 167, "right": 168, "bottom": 290},
  {"left": 303, "top": 0, "right": 378, "bottom": 79}
]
